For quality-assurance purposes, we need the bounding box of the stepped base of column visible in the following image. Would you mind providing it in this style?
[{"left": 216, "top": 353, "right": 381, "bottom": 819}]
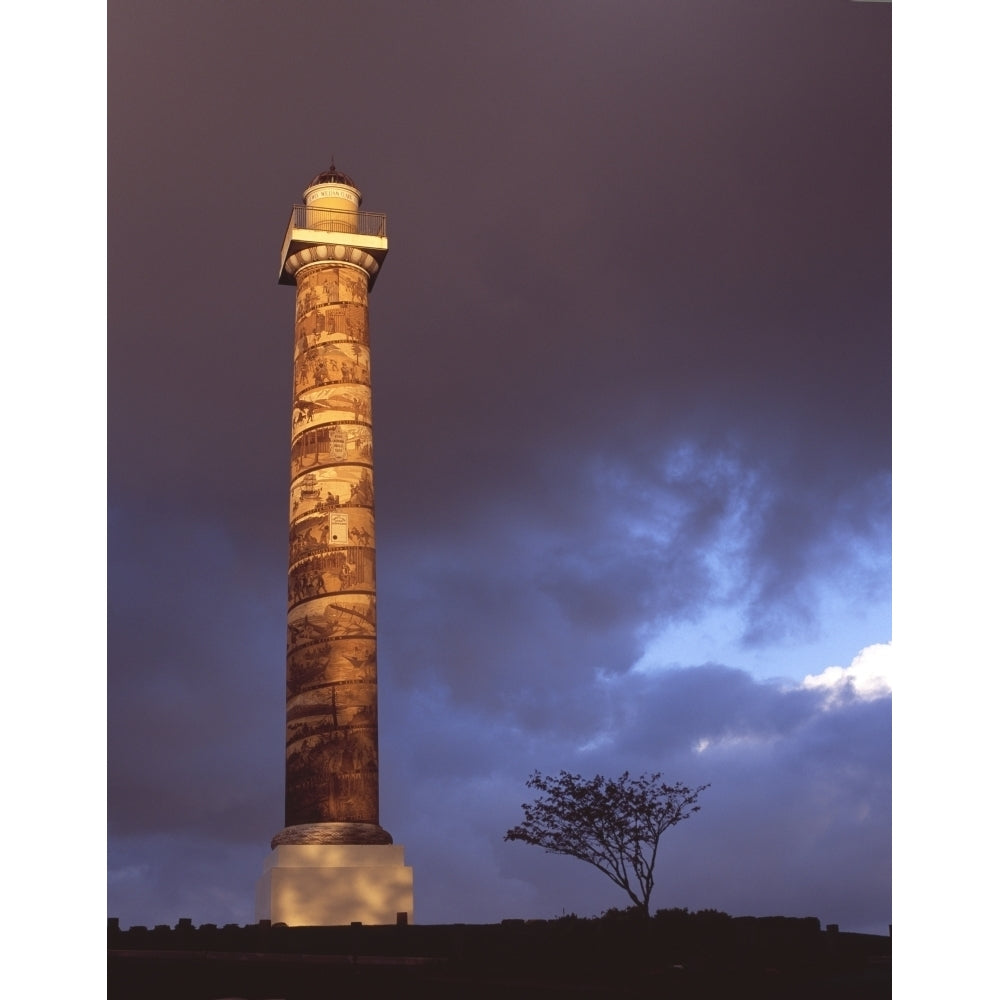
[
  {"left": 255, "top": 842, "right": 414, "bottom": 926},
  {"left": 270, "top": 822, "right": 393, "bottom": 849}
]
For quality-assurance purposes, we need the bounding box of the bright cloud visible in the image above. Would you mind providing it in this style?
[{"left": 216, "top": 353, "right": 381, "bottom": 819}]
[{"left": 801, "top": 642, "right": 892, "bottom": 706}]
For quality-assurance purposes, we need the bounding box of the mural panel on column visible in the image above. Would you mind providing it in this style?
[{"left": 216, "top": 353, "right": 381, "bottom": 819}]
[{"left": 286, "top": 263, "right": 379, "bottom": 828}]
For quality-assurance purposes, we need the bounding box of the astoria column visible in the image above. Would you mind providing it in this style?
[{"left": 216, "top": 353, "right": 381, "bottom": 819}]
[{"left": 256, "top": 161, "right": 413, "bottom": 925}]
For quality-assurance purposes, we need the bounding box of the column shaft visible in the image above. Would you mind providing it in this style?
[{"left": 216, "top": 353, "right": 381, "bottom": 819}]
[{"left": 285, "top": 261, "right": 379, "bottom": 828}]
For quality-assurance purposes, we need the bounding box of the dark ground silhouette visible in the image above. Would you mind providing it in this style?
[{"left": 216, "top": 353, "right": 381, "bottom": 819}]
[{"left": 108, "top": 909, "right": 890, "bottom": 999}]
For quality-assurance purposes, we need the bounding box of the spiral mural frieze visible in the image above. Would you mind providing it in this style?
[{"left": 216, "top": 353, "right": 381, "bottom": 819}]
[{"left": 284, "top": 260, "right": 381, "bottom": 828}]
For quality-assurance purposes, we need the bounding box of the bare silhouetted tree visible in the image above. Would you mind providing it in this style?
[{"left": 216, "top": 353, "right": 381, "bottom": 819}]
[{"left": 504, "top": 770, "right": 709, "bottom": 918}]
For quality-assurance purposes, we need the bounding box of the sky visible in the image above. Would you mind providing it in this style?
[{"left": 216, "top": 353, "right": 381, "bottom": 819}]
[{"left": 105, "top": 0, "right": 896, "bottom": 935}]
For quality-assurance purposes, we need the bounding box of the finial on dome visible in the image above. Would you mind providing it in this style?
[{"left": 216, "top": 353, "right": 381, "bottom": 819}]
[{"left": 308, "top": 155, "right": 358, "bottom": 191}]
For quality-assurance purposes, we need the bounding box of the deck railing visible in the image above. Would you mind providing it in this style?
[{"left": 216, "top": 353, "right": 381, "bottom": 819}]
[{"left": 287, "top": 204, "right": 387, "bottom": 238}]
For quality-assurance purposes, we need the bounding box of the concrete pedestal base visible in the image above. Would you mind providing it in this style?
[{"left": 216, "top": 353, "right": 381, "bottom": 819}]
[{"left": 255, "top": 844, "right": 414, "bottom": 926}]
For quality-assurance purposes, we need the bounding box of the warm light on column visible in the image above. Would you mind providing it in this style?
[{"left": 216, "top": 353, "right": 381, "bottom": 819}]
[
  {"left": 285, "top": 259, "right": 381, "bottom": 831},
  {"left": 257, "top": 160, "right": 411, "bottom": 927},
  {"left": 272, "top": 163, "right": 390, "bottom": 847}
]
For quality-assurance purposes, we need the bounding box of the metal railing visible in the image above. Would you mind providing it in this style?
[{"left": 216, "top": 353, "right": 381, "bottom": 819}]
[{"left": 288, "top": 204, "right": 387, "bottom": 238}]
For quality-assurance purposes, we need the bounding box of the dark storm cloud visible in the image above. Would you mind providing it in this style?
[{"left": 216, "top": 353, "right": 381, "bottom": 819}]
[
  {"left": 108, "top": 505, "right": 283, "bottom": 842},
  {"left": 377, "top": 436, "right": 887, "bottom": 721},
  {"left": 109, "top": 0, "right": 890, "bottom": 932}
]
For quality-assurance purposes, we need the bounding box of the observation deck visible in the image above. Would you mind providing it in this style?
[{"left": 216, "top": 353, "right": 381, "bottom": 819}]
[{"left": 278, "top": 204, "right": 388, "bottom": 286}]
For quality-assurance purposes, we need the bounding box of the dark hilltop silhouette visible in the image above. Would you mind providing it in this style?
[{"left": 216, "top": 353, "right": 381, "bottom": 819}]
[{"left": 109, "top": 906, "right": 890, "bottom": 999}]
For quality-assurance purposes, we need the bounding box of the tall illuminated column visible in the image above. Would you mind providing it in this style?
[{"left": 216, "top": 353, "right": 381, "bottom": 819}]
[{"left": 256, "top": 161, "right": 413, "bottom": 926}]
